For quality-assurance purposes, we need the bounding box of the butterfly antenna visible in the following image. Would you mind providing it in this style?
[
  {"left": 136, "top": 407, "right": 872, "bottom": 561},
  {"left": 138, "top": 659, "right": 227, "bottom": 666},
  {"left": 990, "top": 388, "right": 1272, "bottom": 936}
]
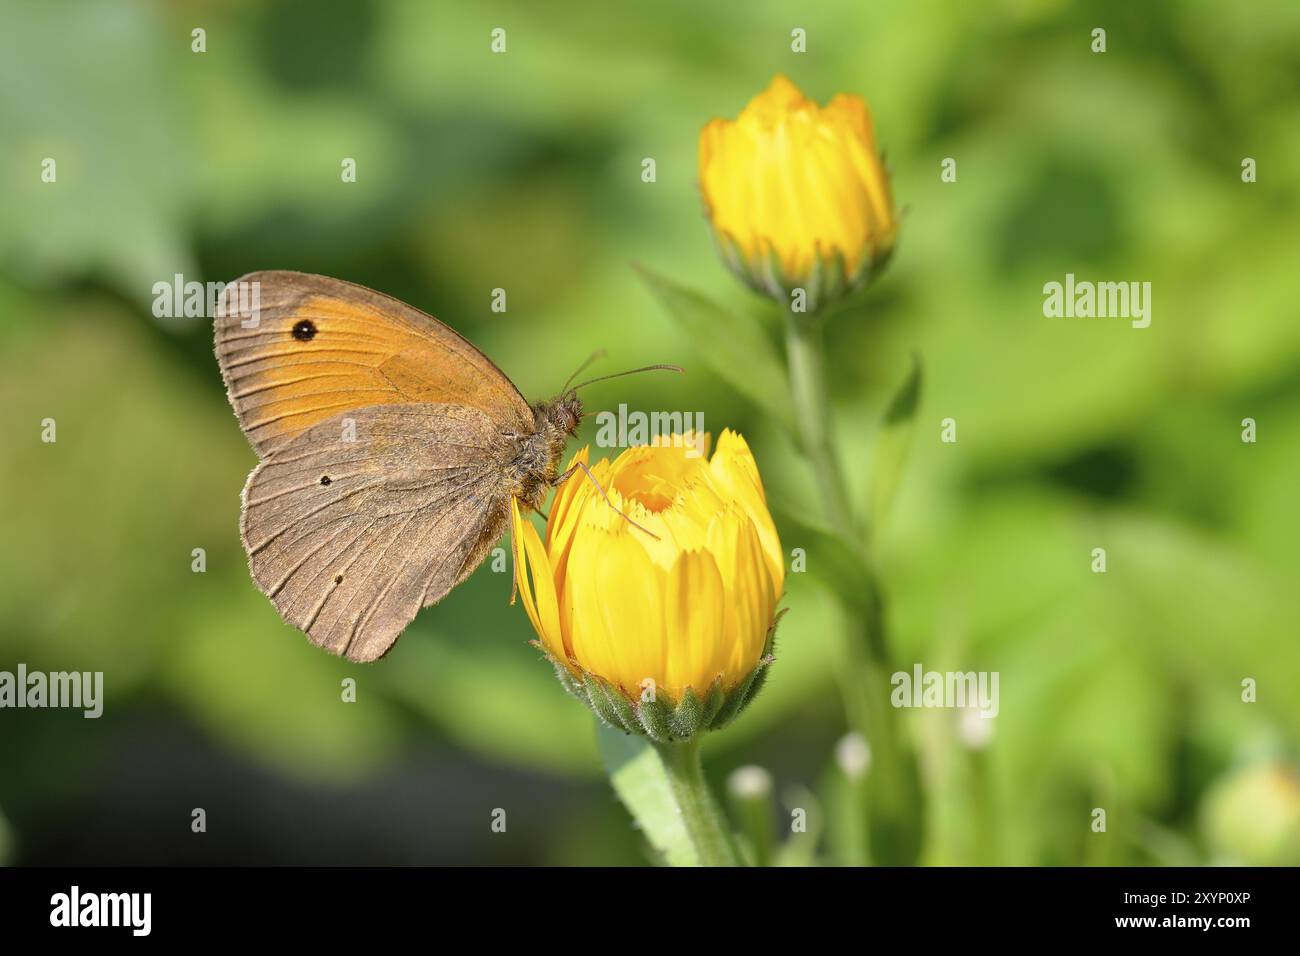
[
  {"left": 571, "top": 364, "right": 683, "bottom": 392},
  {"left": 561, "top": 349, "right": 608, "bottom": 394}
]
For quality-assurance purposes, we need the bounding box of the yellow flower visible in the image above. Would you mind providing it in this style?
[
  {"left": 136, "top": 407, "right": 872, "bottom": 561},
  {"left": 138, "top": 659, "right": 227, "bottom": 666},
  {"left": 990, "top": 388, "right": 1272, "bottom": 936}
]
[
  {"left": 512, "top": 431, "right": 784, "bottom": 738},
  {"left": 699, "top": 74, "right": 897, "bottom": 307}
]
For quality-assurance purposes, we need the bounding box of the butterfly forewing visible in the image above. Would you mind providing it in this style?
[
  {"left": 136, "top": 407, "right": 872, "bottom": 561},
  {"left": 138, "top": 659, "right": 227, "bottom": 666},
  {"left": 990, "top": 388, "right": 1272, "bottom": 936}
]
[
  {"left": 215, "top": 271, "right": 534, "bottom": 457},
  {"left": 241, "top": 403, "right": 516, "bottom": 662}
]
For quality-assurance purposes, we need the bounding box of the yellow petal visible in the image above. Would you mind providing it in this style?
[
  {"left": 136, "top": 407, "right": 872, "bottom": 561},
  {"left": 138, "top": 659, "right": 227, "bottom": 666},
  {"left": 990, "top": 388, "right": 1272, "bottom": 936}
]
[
  {"left": 564, "top": 525, "right": 666, "bottom": 695},
  {"left": 662, "top": 548, "right": 729, "bottom": 697},
  {"left": 545, "top": 446, "right": 593, "bottom": 555},
  {"left": 705, "top": 506, "right": 775, "bottom": 687},
  {"left": 709, "top": 430, "right": 784, "bottom": 594},
  {"left": 511, "top": 496, "right": 566, "bottom": 662},
  {"left": 609, "top": 440, "right": 703, "bottom": 508}
]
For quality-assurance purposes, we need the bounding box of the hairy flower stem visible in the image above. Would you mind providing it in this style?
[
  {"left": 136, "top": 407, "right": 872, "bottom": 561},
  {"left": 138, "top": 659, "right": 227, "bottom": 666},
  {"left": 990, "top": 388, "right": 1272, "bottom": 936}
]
[
  {"left": 653, "top": 738, "right": 742, "bottom": 866},
  {"left": 784, "top": 311, "right": 859, "bottom": 542},
  {"left": 783, "top": 306, "right": 922, "bottom": 865}
]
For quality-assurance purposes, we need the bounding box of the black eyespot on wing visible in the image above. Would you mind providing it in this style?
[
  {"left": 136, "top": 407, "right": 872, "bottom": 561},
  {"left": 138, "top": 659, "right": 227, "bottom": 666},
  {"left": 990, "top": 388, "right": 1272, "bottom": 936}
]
[
  {"left": 292, "top": 319, "right": 317, "bottom": 341},
  {"left": 320, "top": 475, "right": 332, "bottom": 486},
  {"left": 334, "top": 574, "right": 344, "bottom": 584}
]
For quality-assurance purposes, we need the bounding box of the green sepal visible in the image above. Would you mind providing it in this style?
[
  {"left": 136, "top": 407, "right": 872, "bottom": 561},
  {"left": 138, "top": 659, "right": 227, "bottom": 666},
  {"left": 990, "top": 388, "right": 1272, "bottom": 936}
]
[
  {"left": 700, "top": 677, "right": 727, "bottom": 726},
  {"left": 533, "top": 609, "right": 787, "bottom": 741},
  {"left": 610, "top": 686, "right": 644, "bottom": 733},
  {"left": 584, "top": 672, "right": 634, "bottom": 733},
  {"left": 712, "top": 229, "right": 750, "bottom": 292},
  {"left": 714, "top": 221, "right": 895, "bottom": 316},
  {"left": 741, "top": 658, "right": 773, "bottom": 707},
  {"left": 709, "top": 666, "right": 759, "bottom": 730},
  {"left": 803, "top": 248, "right": 825, "bottom": 311},
  {"left": 635, "top": 692, "right": 674, "bottom": 742},
  {"left": 718, "top": 608, "right": 785, "bottom": 727},
  {"left": 756, "top": 238, "right": 788, "bottom": 301},
  {"left": 668, "top": 687, "right": 704, "bottom": 740},
  {"left": 821, "top": 248, "right": 848, "bottom": 309},
  {"left": 532, "top": 640, "right": 584, "bottom": 699}
]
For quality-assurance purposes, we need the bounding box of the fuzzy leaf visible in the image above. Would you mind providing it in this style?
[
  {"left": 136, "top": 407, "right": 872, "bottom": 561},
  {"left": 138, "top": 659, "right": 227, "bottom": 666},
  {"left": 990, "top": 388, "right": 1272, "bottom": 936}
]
[
  {"left": 770, "top": 501, "right": 876, "bottom": 620},
  {"left": 869, "top": 353, "right": 923, "bottom": 536},
  {"left": 597, "top": 722, "right": 698, "bottom": 866},
  {"left": 635, "top": 265, "right": 795, "bottom": 433}
]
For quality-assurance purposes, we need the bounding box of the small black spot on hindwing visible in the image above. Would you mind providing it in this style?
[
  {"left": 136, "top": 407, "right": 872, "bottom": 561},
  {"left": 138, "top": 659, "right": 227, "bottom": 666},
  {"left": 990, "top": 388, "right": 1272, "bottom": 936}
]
[{"left": 292, "top": 319, "right": 317, "bottom": 341}]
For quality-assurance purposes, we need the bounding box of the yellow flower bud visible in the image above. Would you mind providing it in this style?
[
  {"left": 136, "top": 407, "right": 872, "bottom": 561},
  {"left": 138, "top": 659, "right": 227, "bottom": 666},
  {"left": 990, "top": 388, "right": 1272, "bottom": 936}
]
[
  {"left": 511, "top": 431, "right": 784, "bottom": 739},
  {"left": 699, "top": 74, "right": 898, "bottom": 309}
]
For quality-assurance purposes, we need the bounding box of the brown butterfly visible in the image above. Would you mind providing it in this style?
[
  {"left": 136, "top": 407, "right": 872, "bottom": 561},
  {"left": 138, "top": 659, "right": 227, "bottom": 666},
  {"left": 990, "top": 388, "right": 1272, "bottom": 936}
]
[{"left": 214, "top": 271, "right": 672, "bottom": 662}]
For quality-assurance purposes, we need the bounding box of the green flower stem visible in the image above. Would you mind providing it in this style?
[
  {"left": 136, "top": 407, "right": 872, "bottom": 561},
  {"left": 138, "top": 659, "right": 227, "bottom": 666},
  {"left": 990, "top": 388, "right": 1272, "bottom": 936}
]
[
  {"left": 970, "top": 747, "right": 997, "bottom": 866},
  {"left": 782, "top": 304, "right": 923, "bottom": 864},
  {"left": 653, "top": 738, "right": 742, "bottom": 867},
  {"left": 784, "top": 310, "right": 858, "bottom": 539}
]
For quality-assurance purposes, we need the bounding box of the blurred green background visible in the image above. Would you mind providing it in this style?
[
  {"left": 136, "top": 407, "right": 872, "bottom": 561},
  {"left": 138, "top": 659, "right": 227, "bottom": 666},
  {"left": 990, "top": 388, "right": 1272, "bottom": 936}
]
[{"left": 2, "top": 0, "right": 1299, "bottom": 866}]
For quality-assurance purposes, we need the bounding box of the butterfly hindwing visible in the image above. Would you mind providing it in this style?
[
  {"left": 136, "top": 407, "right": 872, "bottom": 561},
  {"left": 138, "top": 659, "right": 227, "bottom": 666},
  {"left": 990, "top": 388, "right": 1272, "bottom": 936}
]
[
  {"left": 215, "top": 271, "right": 535, "bottom": 457},
  {"left": 240, "top": 403, "right": 516, "bottom": 662}
]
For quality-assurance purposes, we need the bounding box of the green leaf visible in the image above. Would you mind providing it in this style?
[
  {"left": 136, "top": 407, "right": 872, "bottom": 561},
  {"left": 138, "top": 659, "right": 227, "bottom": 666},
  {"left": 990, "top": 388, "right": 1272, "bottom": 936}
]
[
  {"left": 635, "top": 265, "right": 795, "bottom": 433},
  {"left": 869, "top": 353, "right": 923, "bottom": 537},
  {"left": 769, "top": 500, "right": 875, "bottom": 620},
  {"left": 597, "top": 722, "right": 698, "bottom": 866}
]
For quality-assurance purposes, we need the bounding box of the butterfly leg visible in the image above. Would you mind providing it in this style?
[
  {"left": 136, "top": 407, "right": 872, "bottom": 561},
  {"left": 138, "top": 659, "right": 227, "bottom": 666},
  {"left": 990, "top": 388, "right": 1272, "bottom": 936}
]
[{"left": 553, "top": 460, "right": 660, "bottom": 540}]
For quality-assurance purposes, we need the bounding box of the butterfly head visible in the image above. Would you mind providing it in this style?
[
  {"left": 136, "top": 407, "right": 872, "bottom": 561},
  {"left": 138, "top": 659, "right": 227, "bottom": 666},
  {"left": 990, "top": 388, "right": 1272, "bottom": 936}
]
[
  {"left": 543, "top": 361, "right": 681, "bottom": 440},
  {"left": 545, "top": 393, "right": 584, "bottom": 437}
]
